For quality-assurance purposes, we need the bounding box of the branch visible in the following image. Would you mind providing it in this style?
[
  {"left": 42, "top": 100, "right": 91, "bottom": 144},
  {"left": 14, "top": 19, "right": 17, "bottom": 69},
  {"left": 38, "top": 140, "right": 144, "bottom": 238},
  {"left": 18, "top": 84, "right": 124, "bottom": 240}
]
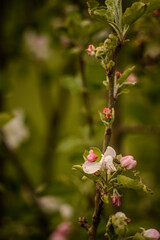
[
  {"left": 103, "top": 43, "right": 122, "bottom": 153},
  {"left": 86, "top": 43, "right": 122, "bottom": 240}
]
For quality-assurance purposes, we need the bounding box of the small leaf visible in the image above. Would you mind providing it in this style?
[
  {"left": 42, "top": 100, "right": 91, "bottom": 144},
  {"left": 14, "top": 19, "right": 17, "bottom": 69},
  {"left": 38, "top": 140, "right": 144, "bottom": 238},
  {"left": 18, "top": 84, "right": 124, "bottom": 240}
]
[
  {"left": 118, "top": 66, "right": 135, "bottom": 84},
  {"left": 0, "top": 113, "right": 14, "bottom": 128},
  {"left": 83, "top": 150, "right": 89, "bottom": 161},
  {"left": 122, "top": 2, "right": 149, "bottom": 26},
  {"left": 101, "top": 195, "right": 109, "bottom": 204},
  {"left": 117, "top": 175, "right": 152, "bottom": 194},
  {"left": 141, "top": 0, "right": 160, "bottom": 14},
  {"left": 87, "top": 0, "right": 99, "bottom": 10}
]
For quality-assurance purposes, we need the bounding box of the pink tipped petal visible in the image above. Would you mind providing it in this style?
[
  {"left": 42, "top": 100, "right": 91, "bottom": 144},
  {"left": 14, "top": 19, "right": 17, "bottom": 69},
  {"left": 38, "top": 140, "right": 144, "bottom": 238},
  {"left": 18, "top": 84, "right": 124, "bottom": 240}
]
[
  {"left": 87, "top": 150, "right": 98, "bottom": 162},
  {"left": 82, "top": 161, "right": 101, "bottom": 174},
  {"left": 120, "top": 155, "right": 136, "bottom": 169},
  {"left": 104, "top": 146, "right": 116, "bottom": 158},
  {"left": 144, "top": 229, "right": 160, "bottom": 240}
]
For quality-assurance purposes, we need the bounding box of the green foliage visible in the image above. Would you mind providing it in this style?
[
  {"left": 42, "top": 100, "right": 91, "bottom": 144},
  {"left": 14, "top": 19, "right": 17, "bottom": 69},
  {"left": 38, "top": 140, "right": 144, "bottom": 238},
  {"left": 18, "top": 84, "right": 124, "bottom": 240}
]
[
  {"left": 133, "top": 233, "right": 145, "bottom": 240},
  {"left": 142, "top": 0, "right": 160, "bottom": 13},
  {"left": 122, "top": 2, "right": 149, "bottom": 26},
  {"left": 0, "top": 112, "right": 14, "bottom": 128},
  {"left": 117, "top": 175, "right": 152, "bottom": 194},
  {"left": 105, "top": 214, "right": 128, "bottom": 239},
  {"left": 118, "top": 66, "right": 135, "bottom": 84}
]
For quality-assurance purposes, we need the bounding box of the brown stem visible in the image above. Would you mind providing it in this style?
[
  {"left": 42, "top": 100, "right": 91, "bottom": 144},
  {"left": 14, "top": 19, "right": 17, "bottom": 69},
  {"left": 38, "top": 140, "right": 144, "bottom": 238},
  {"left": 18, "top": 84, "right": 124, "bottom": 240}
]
[
  {"left": 79, "top": 55, "right": 94, "bottom": 136},
  {"left": 86, "top": 44, "right": 122, "bottom": 240}
]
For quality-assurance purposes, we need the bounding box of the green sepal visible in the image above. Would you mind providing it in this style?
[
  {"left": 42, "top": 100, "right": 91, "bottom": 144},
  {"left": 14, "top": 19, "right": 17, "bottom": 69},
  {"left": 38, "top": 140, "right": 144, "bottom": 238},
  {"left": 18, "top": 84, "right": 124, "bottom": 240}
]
[
  {"left": 133, "top": 233, "right": 145, "bottom": 240},
  {"left": 101, "top": 195, "right": 109, "bottom": 204},
  {"left": 0, "top": 112, "right": 14, "bottom": 128},
  {"left": 118, "top": 66, "right": 135, "bottom": 84},
  {"left": 83, "top": 150, "right": 89, "bottom": 161},
  {"left": 122, "top": 2, "right": 149, "bottom": 26},
  {"left": 117, "top": 175, "right": 152, "bottom": 194}
]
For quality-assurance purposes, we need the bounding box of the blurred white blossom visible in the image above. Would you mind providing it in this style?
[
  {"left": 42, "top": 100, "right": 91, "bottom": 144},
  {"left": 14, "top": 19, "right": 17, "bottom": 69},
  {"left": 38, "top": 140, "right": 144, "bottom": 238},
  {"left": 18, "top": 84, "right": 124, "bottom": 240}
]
[
  {"left": 24, "top": 30, "right": 51, "bottom": 60},
  {"left": 2, "top": 109, "right": 29, "bottom": 149},
  {"left": 38, "top": 196, "right": 73, "bottom": 219}
]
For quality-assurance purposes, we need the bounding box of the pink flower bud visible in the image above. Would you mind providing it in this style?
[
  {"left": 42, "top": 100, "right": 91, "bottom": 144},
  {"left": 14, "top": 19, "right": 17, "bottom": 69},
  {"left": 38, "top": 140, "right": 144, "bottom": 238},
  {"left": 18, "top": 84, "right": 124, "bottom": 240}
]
[
  {"left": 111, "top": 189, "right": 121, "bottom": 207},
  {"left": 120, "top": 155, "right": 137, "bottom": 169},
  {"left": 103, "top": 108, "right": 112, "bottom": 118},
  {"left": 115, "top": 71, "right": 121, "bottom": 77},
  {"left": 127, "top": 74, "right": 137, "bottom": 83},
  {"left": 87, "top": 150, "right": 98, "bottom": 162},
  {"left": 152, "top": 9, "right": 160, "bottom": 17},
  {"left": 143, "top": 228, "right": 160, "bottom": 240},
  {"left": 86, "top": 44, "right": 95, "bottom": 56}
]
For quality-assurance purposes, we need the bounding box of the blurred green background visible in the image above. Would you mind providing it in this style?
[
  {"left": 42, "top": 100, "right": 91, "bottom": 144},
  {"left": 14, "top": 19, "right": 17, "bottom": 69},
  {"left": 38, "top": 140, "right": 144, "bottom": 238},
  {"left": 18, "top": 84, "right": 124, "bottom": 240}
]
[{"left": 0, "top": 0, "right": 160, "bottom": 239}]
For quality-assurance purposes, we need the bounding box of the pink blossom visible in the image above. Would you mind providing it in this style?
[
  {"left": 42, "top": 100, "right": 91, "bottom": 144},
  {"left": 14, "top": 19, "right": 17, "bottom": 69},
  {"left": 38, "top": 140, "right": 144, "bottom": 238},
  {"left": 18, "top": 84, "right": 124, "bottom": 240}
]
[
  {"left": 49, "top": 222, "right": 71, "bottom": 240},
  {"left": 115, "top": 71, "right": 121, "bottom": 77},
  {"left": 115, "top": 212, "right": 130, "bottom": 224},
  {"left": 103, "top": 108, "right": 112, "bottom": 119},
  {"left": 143, "top": 228, "right": 160, "bottom": 240},
  {"left": 120, "top": 155, "right": 137, "bottom": 169},
  {"left": 127, "top": 74, "right": 137, "bottom": 83},
  {"left": 86, "top": 44, "right": 95, "bottom": 56},
  {"left": 111, "top": 189, "right": 121, "bottom": 207},
  {"left": 87, "top": 150, "right": 98, "bottom": 162}
]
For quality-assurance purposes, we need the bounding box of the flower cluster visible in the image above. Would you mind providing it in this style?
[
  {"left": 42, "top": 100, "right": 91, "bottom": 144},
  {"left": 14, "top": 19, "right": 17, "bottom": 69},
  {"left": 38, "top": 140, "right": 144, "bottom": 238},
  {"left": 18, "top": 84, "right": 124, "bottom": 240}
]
[
  {"left": 103, "top": 107, "right": 112, "bottom": 118},
  {"left": 86, "top": 44, "right": 95, "bottom": 56},
  {"left": 82, "top": 146, "right": 137, "bottom": 175}
]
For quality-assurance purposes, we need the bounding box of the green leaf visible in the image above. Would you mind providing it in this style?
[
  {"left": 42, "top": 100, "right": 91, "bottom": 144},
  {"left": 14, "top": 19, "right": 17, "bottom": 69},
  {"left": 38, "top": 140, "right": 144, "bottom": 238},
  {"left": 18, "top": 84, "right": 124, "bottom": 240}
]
[
  {"left": 0, "top": 113, "right": 14, "bottom": 128},
  {"left": 118, "top": 66, "right": 135, "bottom": 84},
  {"left": 83, "top": 150, "right": 89, "bottom": 161},
  {"left": 117, "top": 175, "right": 152, "bottom": 194},
  {"left": 133, "top": 233, "right": 145, "bottom": 240},
  {"left": 101, "top": 195, "right": 109, "bottom": 204},
  {"left": 141, "top": 0, "right": 160, "bottom": 14},
  {"left": 122, "top": 2, "right": 149, "bottom": 26},
  {"left": 90, "top": 7, "right": 113, "bottom": 23},
  {"left": 87, "top": 0, "right": 99, "bottom": 10}
]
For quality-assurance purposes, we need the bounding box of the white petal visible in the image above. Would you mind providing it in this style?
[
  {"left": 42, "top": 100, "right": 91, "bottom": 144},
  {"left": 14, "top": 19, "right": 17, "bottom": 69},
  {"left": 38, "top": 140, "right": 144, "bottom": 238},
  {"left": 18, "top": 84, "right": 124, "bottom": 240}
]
[
  {"left": 104, "top": 146, "right": 116, "bottom": 158},
  {"left": 82, "top": 161, "right": 101, "bottom": 174},
  {"left": 102, "top": 155, "right": 117, "bottom": 173}
]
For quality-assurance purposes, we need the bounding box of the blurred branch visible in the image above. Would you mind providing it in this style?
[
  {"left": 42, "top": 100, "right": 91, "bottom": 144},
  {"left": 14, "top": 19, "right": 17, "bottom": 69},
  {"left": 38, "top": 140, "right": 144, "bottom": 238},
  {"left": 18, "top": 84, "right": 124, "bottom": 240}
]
[
  {"left": 79, "top": 55, "right": 94, "bottom": 136},
  {"left": 42, "top": 86, "right": 69, "bottom": 183},
  {"left": 0, "top": 132, "right": 50, "bottom": 239}
]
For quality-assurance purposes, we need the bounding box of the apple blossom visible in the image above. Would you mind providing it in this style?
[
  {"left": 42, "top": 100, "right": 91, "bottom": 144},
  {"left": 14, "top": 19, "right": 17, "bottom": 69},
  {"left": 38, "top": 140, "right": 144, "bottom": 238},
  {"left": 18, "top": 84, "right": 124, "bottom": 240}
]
[
  {"left": 100, "top": 146, "right": 117, "bottom": 174},
  {"left": 115, "top": 71, "right": 121, "bottom": 77},
  {"left": 111, "top": 189, "right": 121, "bottom": 207},
  {"left": 120, "top": 155, "right": 137, "bottom": 169},
  {"left": 82, "top": 161, "right": 101, "bottom": 174},
  {"left": 103, "top": 107, "right": 112, "bottom": 118},
  {"left": 86, "top": 44, "right": 95, "bottom": 56},
  {"left": 82, "top": 146, "right": 117, "bottom": 174},
  {"left": 115, "top": 212, "right": 130, "bottom": 224},
  {"left": 87, "top": 150, "right": 98, "bottom": 162},
  {"left": 143, "top": 229, "right": 160, "bottom": 240},
  {"left": 127, "top": 74, "right": 137, "bottom": 83}
]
